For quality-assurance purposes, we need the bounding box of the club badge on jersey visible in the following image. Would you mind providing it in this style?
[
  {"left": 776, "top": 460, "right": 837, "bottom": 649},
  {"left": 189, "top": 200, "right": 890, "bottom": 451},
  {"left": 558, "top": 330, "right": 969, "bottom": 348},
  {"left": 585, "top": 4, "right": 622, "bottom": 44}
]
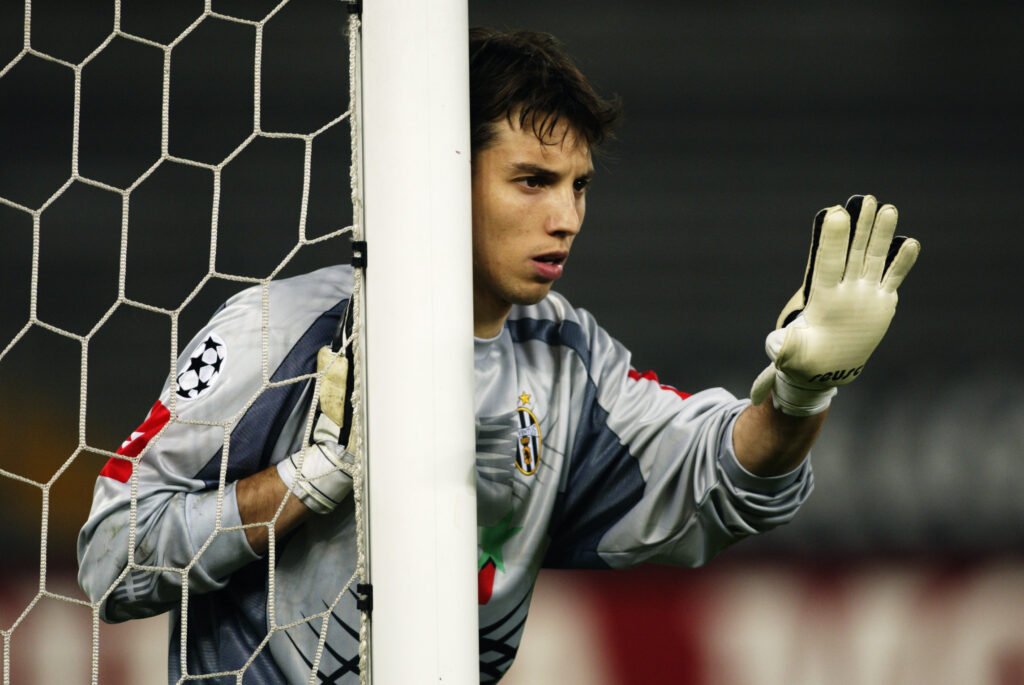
[
  {"left": 175, "top": 332, "right": 227, "bottom": 400},
  {"left": 515, "top": 392, "right": 541, "bottom": 476}
]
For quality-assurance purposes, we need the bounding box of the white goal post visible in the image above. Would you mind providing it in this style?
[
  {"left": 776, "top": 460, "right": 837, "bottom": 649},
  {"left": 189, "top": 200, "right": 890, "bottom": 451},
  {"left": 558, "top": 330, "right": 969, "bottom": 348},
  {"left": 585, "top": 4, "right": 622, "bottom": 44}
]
[{"left": 359, "top": 1, "right": 479, "bottom": 683}]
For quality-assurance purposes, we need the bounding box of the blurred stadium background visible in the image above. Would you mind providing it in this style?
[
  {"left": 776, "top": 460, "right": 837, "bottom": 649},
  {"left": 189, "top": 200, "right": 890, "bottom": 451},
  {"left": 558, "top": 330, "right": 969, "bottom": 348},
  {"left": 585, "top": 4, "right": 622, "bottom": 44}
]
[{"left": 1, "top": 1, "right": 1022, "bottom": 682}]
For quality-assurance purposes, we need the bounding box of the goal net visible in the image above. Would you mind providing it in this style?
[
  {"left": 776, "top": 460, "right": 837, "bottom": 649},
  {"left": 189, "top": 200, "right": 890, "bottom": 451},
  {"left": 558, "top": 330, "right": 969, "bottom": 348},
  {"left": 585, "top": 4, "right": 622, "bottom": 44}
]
[{"left": 0, "top": 1, "right": 477, "bottom": 683}]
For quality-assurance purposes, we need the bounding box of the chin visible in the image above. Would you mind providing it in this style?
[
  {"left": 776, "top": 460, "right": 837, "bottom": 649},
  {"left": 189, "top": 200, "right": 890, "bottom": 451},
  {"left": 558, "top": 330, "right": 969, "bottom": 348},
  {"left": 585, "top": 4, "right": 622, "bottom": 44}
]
[{"left": 507, "top": 285, "right": 553, "bottom": 307}]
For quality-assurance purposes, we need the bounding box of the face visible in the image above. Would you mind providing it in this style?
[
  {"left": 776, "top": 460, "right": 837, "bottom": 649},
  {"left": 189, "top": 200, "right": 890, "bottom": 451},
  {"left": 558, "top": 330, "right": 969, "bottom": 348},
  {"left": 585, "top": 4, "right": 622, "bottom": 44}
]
[{"left": 471, "top": 117, "right": 594, "bottom": 337}]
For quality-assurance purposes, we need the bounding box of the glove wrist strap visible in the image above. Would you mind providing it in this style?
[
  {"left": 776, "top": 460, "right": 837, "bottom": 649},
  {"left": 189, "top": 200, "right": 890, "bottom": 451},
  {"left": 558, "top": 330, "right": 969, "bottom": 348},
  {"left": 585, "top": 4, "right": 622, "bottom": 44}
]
[
  {"left": 771, "top": 370, "right": 837, "bottom": 417},
  {"left": 277, "top": 442, "right": 354, "bottom": 515}
]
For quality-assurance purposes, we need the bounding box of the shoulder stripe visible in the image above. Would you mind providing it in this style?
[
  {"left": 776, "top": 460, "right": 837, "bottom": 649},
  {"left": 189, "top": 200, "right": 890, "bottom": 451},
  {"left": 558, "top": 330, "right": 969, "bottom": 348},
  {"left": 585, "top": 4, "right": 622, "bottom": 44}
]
[{"left": 506, "top": 317, "right": 591, "bottom": 369}]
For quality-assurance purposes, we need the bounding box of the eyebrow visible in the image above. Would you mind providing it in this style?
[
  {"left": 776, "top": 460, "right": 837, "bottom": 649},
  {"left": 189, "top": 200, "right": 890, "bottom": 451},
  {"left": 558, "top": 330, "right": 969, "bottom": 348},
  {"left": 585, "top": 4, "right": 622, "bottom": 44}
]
[{"left": 508, "top": 162, "right": 595, "bottom": 180}]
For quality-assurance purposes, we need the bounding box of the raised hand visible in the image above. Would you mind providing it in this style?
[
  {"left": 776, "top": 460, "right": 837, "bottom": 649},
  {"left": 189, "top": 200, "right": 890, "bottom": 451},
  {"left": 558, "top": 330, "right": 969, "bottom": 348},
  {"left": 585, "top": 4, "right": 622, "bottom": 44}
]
[{"left": 750, "top": 195, "right": 921, "bottom": 416}]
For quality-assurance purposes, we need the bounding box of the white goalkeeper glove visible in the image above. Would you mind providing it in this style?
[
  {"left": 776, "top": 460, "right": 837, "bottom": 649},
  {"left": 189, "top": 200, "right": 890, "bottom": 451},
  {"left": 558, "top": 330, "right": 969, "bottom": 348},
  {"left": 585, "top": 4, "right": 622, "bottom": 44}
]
[
  {"left": 277, "top": 346, "right": 354, "bottom": 514},
  {"left": 750, "top": 194, "right": 920, "bottom": 416}
]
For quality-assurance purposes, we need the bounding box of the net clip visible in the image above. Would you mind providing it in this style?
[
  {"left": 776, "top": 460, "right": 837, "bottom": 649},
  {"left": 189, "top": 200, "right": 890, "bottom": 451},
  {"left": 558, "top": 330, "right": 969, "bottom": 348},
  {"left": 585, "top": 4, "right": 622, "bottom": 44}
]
[
  {"left": 346, "top": 0, "right": 362, "bottom": 15},
  {"left": 351, "top": 240, "right": 367, "bottom": 268},
  {"left": 356, "top": 583, "right": 373, "bottom": 613}
]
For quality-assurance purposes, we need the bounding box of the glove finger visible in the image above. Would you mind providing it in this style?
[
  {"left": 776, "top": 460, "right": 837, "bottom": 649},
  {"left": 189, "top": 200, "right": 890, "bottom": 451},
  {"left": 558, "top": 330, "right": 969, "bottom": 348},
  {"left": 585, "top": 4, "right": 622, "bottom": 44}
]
[
  {"left": 750, "top": 363, "right": 776, "bottom": 405},
  {"left": 861, "top": 204, "right": 898, "bottom": 283},
  {"left": 844, "top": 194, "right": 876, "bottom": 280},
  {"left": 778, "top": 206, "right": 836, "bottom": 329},
  {"left": 881, "top": 237, "right": 921, "bottom": 293},
  {"left": 808, "top": 206, "right": 850, "bottom": 295},
  {"left": 790, "top": 208, "right": 827, "bottom": 320},
  {"left": 317, "top": 346, "right": 349, "bottom": 428}
]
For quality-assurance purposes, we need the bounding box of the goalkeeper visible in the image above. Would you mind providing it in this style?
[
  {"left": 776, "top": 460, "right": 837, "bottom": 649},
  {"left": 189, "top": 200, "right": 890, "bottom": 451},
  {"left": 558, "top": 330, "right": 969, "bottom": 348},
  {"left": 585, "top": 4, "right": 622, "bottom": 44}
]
[{"left": 77, "top": 28, "right": 919, "bottom": 684}]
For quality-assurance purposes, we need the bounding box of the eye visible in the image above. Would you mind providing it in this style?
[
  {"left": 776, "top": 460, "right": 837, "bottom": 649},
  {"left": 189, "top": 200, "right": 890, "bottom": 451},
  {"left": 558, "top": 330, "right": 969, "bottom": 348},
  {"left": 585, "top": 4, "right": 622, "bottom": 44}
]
[
  {"left": 512, "top": 170, "right": 552, "bottom": 189},
  {"left": 573, "top": 177, "right": 591, "bottom": 193}
]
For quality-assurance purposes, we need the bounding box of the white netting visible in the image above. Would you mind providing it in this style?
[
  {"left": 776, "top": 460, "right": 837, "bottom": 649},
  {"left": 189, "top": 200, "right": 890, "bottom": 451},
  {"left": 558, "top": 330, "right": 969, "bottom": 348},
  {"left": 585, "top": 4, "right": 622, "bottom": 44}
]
[{"left": 0, "top": 2, "right": 367, "bottom": 683}]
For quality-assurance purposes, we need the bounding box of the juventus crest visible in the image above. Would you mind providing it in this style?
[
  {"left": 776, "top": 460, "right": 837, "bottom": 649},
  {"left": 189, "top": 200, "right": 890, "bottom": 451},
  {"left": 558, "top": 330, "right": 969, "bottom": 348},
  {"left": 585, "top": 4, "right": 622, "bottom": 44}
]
[{"left": 515, "top": 392, "right": 541, "bottom": 476}]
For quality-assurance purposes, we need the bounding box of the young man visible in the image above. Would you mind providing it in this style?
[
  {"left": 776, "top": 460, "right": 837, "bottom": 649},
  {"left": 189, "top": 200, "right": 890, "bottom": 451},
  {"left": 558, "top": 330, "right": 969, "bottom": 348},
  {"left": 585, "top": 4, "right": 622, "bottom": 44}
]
[{"left": 77, "top": 28, "right": 919, "bottom": 684}]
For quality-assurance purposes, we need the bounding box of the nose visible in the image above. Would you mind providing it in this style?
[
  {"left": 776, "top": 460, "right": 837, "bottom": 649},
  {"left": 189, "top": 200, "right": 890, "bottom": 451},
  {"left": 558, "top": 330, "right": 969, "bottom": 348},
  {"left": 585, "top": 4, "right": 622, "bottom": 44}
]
[{"left": 545, "top": 187, "right": 583, "bottom": 237}]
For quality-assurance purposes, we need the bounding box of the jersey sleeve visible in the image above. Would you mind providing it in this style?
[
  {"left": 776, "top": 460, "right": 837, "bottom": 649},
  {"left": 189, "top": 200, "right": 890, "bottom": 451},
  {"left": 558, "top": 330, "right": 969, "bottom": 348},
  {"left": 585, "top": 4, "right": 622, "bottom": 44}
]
[
  {"left": 76, "top": 266, "right": 351, "bottom": 622},
  {"left": 544, "top": 305, "right": 813, "bottom": 570}
]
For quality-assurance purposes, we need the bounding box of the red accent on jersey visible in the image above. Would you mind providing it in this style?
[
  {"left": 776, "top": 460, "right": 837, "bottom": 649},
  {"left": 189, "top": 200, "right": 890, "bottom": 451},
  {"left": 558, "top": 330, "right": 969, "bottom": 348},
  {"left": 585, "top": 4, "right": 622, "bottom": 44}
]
[
  {"left": 478, "top": 559, "right": 496, "bottom": 605},
  {"left": 628, "top": 368, "right": 691, "bottom": 400},
  {"left": 99, "top": 400, "right": 171, "bottom": 483}
]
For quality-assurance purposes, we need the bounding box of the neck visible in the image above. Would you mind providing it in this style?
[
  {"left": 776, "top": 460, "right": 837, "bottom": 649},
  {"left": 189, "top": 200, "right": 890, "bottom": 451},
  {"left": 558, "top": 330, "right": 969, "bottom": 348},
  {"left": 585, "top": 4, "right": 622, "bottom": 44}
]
[
  {"left": 474, "top": 313, "right": 509, "bottom": 339},
  {"left": 473, "top": 294, "right": 511, "bottom": 339}
]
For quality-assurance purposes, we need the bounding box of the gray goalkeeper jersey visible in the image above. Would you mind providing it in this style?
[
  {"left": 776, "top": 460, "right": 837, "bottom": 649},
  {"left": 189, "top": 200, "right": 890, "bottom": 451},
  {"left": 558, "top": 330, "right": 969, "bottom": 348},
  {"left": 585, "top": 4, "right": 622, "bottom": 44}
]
[{"left": 77, "top": 265, "right": 813, "bottom": 684}]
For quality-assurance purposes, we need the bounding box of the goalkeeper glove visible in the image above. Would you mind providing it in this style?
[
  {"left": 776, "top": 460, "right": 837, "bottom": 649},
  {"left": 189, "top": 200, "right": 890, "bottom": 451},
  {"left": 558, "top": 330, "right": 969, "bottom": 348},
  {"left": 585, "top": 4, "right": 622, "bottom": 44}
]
[
  {"left": 277, "top": 346, "right": 354, "bottom": 514},
  {"left": 750, "top": 195, "right": 920, "bottom": 416}
]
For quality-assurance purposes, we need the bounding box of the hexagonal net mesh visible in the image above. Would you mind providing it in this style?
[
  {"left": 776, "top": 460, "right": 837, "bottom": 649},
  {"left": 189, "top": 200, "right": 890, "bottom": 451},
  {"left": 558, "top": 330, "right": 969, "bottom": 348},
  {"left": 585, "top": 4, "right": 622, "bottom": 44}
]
[{"left": 0, "top": 2, "right": 368, "bottom": 683}]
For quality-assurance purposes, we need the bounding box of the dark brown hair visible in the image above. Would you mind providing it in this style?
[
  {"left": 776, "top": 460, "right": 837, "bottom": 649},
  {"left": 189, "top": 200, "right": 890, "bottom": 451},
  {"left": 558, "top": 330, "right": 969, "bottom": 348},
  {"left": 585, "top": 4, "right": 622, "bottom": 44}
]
[{"left": 469, "top": 27, "right": 621, "bottom": 155}]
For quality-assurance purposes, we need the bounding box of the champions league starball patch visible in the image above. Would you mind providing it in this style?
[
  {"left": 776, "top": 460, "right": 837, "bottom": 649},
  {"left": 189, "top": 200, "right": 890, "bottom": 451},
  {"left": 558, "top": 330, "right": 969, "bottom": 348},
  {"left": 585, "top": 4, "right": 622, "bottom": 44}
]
[{"left": 175, "top": 333, "right": 227, "bottom": 400}]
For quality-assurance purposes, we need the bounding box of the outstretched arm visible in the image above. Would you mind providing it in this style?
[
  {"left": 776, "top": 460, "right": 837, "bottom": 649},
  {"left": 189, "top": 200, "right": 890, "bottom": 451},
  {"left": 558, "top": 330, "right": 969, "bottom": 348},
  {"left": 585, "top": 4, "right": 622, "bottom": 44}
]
[
  {"left": 732, "top": 400, "right": 827, "bottom": 476},
  {"left": 736, "top": 194, "right": 920, "bottom": 476}
]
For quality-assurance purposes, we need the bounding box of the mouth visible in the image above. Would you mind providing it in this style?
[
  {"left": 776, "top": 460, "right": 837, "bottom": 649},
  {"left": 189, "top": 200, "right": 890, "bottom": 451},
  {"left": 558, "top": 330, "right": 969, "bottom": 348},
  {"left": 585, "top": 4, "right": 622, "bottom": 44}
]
[{"left": 530, "top": 251, "right": 568, "bottom": 281}]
